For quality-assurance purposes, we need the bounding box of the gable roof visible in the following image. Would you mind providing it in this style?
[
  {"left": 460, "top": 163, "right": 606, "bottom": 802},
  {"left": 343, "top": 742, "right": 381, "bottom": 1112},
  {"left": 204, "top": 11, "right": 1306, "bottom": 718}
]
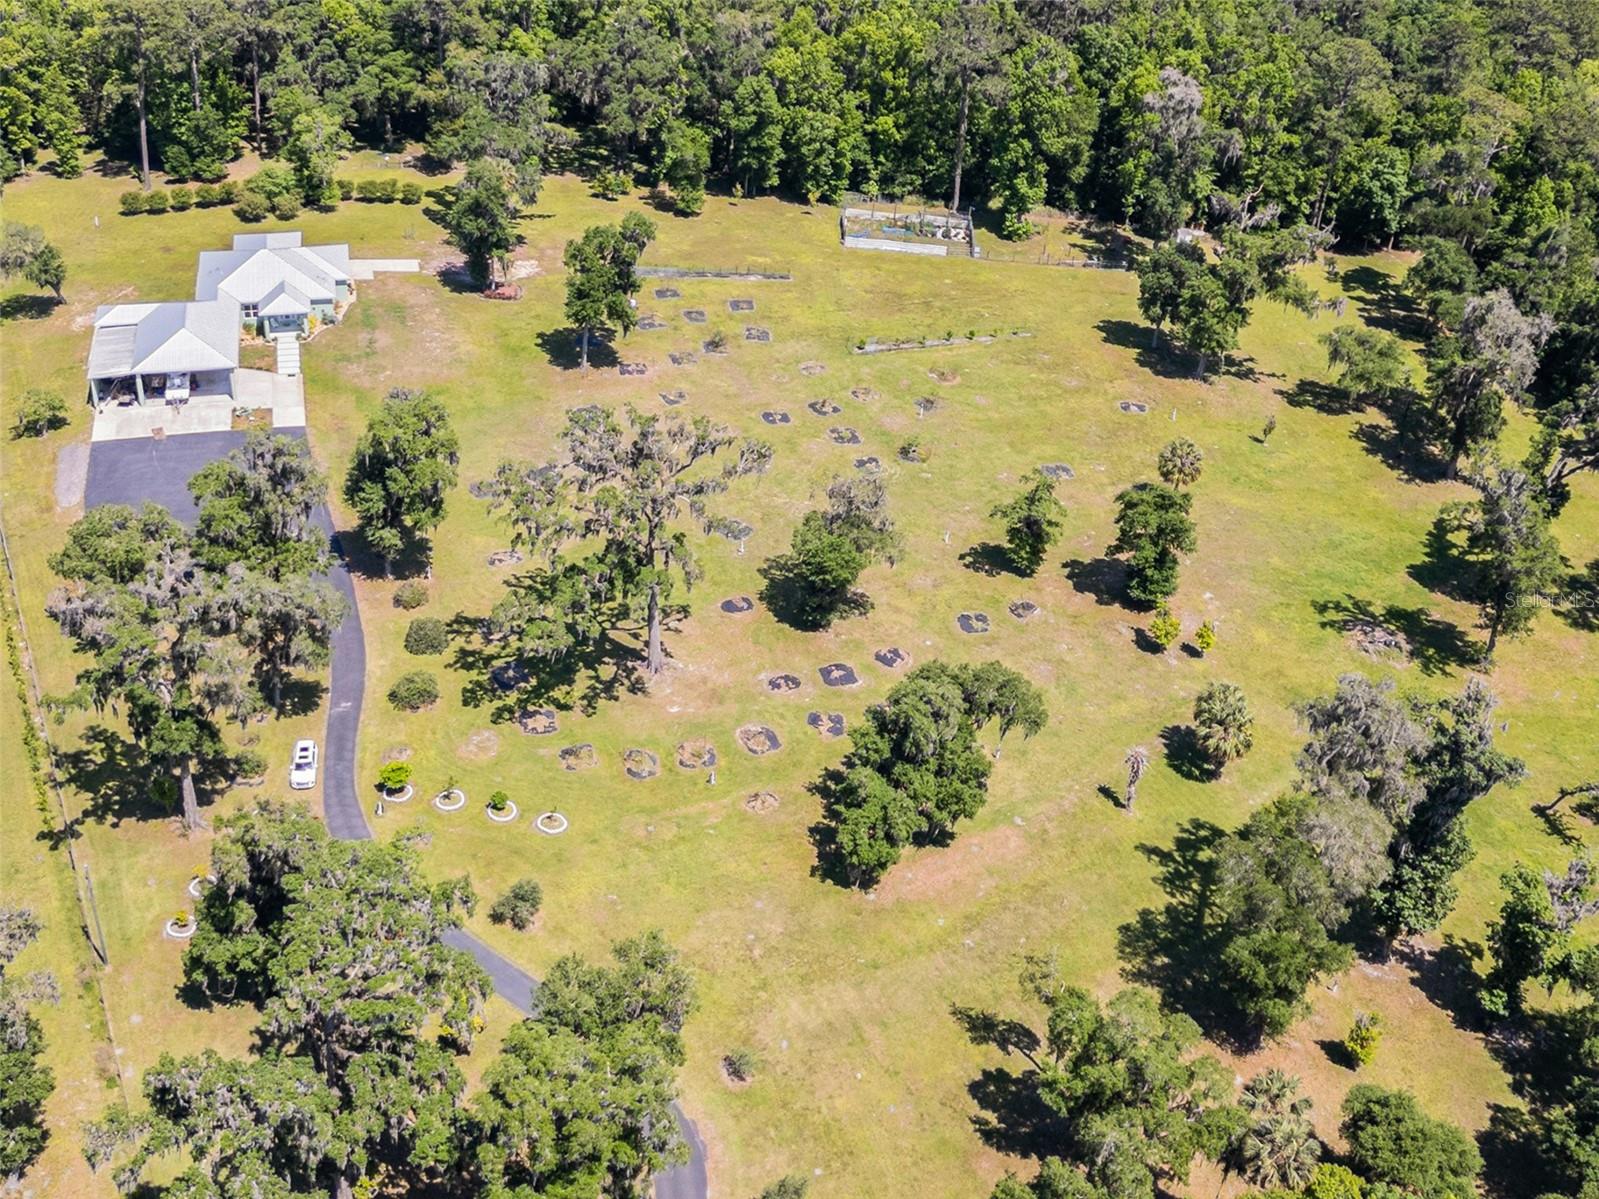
[
  {"left": 87, "top": 300, "right": 241, "bottom": 378},
  {"left": 195, "top": 230, "right": 352, "bottom": 308}
]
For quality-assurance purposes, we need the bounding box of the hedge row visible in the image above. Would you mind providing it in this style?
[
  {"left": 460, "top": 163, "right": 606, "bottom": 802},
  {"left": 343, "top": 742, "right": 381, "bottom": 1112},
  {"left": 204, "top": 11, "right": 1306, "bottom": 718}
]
[{"left": 119, "top": 177, "right": 422, "bottom": 220}]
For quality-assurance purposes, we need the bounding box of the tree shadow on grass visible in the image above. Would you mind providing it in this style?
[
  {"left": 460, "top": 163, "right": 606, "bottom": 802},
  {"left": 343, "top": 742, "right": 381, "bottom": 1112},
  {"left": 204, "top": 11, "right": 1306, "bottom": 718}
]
[
  {"left": 1391, "top": 935, "right": 1486, "bottom": 1035},
  {"left": 333, "top": 525, "right": 432, "bottom": 583},
  {"left": 1339, "top": 266, "right": 1431, "bottom": 343},
  {"left": 1094, "top": 319, "right": 1196, "bottom": 380},
  {"left": 51, "top": 724, "right": 175, "bottom": 831},
  {"left": 447, "top": 608, "right": 645, "bottom": 720},
  {"left": 0, "top": 294, "right": 57, "bottom": 323},
  {"left": 535, "top": 327, "right": 620, "bottom": 371},
  {"left": 1352, "top": 416, "right": 1448, "bottom": 484},
  {"left": 960, "top": 541, "right": 1024, "bottom": 578},
  {"left": 1159, "top": 724, "right": 1214, "bottom": 782},
  {"left": 1407, "top": 514, "right": 1475, "bottom": 603},
  {"left": 1556, "top": 562, "right": 1599, "bottom": 633},
  {"left": 1278, "top": 378, "right": 1360, "bottom": 415},
  {"left": 1311, "top": 593, "right": 1474, "bottom": 677},
  {"left": 966, "top": 1065, "right": 1068, "bottom": 1159},
  {"left": 1063, "top": 556, "right": 1130, "bottom": 607},
  {"left": 270, "top": 677, "right": 327, "bottom": 719}
]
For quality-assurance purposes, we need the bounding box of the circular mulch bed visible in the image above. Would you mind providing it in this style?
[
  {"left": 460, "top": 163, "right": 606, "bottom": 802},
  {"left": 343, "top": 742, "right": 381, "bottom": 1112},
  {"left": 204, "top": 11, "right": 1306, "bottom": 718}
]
[
  {"left": 766, "top": 673, "right": 802, "bottom": 693},
  {"left": 676, "top": 740, "right": 719, "bottom": 769},
  {"left": 850, "top": 387, "right": 879, "bottom": 402},
  {"left": 517, "top": 708, "right": 559, "bottom": 736},
  {"left": 957, "top": 612, "right": 991, "bottom": 634},
  {"left": 874, "top": 646, "right": 908, "bottom": 669},
  {"left": 1118, "top": 400, "right": 1149, "bottom": 414},
  {"left": 807, "top": 711, "right": 847, "bottom": 738},
  {"left": 187, "top": 873, "right": 217, "bottom": 899},
  {"left": 828, "top": 427, "right": 861, "bottom": 445},
  {"left": 623, "top": 748, "right": 661, "bottom": 780},
  {"left": 559, "top": 743, "right": 597, "bottom": 770},
  {"left": 490, "top": 662, "right": 531, "bottom": 692},
  {"left": 929, "top": 368, "right": 960, "bottom": 384},
  {"left": 743, "top": 791, "right": 780, "bottom": 813},
  {"left": 468, "top": 480, "right": 493, "bottom": 499},
  {"left": 536, "top": 811, "right": 569, "bottom": 835},
  {"left": 720, "top": 595, "right": 755, "bottom": 614},
  {"left": 433, "top": 788, "right": 467, "bottom": 812},
  {"left": 800, "top": 362, "right": 826, "bottom": 376},
  {"left": 914, "top": 396, "right": 939, "bottom": 415},
  {"left": 818, "top": 663, "right": 859, "bottom": 687},
  {"left": 660, "top": 390, "right": 688, "bottom": 405},
  {"left": 165, "top": 917, "right": 197, "bottom": 940},
  {"left": 1009, "top": 600, "right": 1039, "bottom": 621},
  {"left": 808, "top": 399, "right": 842, "bottom": 416},
  {"left": 761, "top": 411, "right": 791, "bottom": 425},
  {"left": 487, "top": 549, "right": 524, "bottom": 568},
  {"left": 737, "top": 724, "right": 783, "bottom": 755},
  {"left": 683, "top": 308, "right": 707, "bottom": 323},
  {"left": 381, "top": 784, "right": 415, "bottom": 804},
  {"left": 1040, "top": 463, "right": 1075, "bottom": 480},
  {"left": 669, "top": 351, "right": 697, "bottom": 366},
  {"left": 854, "top": 456, "right": 882, "bottom": 472},
  {"left": 486, "top": 800, "right": 520, "bottom": 823}
]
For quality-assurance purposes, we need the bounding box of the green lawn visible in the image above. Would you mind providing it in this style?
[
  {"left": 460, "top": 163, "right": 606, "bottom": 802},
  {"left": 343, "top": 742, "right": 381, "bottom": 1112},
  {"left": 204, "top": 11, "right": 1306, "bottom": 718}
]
[{"left": 2, "top": 157, "right": 1595, "bottom": 1199}]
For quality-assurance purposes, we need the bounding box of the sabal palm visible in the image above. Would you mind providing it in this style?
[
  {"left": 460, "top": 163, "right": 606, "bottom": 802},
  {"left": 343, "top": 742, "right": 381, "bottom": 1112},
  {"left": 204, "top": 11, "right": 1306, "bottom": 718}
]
[{"left": 1240, "top": 1112, "right": 1321, "bottom": 1189}]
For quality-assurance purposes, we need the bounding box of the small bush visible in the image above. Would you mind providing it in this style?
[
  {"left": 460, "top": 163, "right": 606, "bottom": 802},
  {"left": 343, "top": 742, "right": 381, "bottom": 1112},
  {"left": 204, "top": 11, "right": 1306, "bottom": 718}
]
[
  {"left": 388, "top": 670, "right": 439, "bottom": 712},
  {"left": 1149, "top": 605, "right": 1181, "bottom": 650},
  {"left": 271, "top": 192, "right": 302, "bottom": 220},
  {"left": 168, "top": 185, "right": 194, "bottom": 211},
  {"left": 723, "top": 1048, "right": 757, "bottom": 1082},
  {"left": 10, "top": 389, "right": 68, "bottom": 439},
  {"left": 235, "top": 190, "right": 271, "bottom": 222},
  {"left": 591, "top": 168, "right": 630, "bottom": 200},
  {"left": 1193, "top": 620, "right": 1216, "bottom": 654},
  {"left": 488, "top": 789, "right": 511, "bottom": 811},
  {"left": 404, "top": 617, "right": 448, "bottom": 655},
  {"left": 1344, "top": 1011, "right": 1383, "bottom": 1067},
  {"left": 119, "top": 190, "right": 147, "bottom": 215},
  {"left": 393, "top": 580, "right": 429, "bottom": 609},
  {"left": 488, "top": 879, "right": 543, "bottom": 930},
  {"left": 247, "top": 164, "right": 298, "bottom": 201},
  {"left": 367, "top": 177, "right": 399, "bottom": 202},
  {"left": 399, "top": 181, "right": 422, "bottom": 204},
  {"left": 355, "top": 178, "right": 382, "bottom": 201},
  {"left": 143, "top": 189, "right": 170, "bottom": 214},
  {"left": 216, "top": 180, "right": 239, "bottom": 203},
  {"left": 336, "top": 178, "right": 355, "bottom": 200},
  {"left": 377, "top": 761, "right": 412, "bottom": 792},
  {"left": 231, "top": 748, "right": 267, "bottom": 782},
  {"left": 194, "top": 182, "right": 221, "bottom": 206},
  {"left": 1306, "top": 1165, "right": 1364, "bottom": 1199},
  {"left": 676, "top": 186, "right": 705, "bottom": 216}
]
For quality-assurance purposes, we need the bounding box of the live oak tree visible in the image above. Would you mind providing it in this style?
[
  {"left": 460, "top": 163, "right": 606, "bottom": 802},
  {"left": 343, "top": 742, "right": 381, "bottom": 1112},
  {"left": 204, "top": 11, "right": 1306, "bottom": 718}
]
[
  {"left": 1322, "top": 326, "right": 1410, "bottom": 408},
  {"left": 343, "top": 388, "right": 459, "bottom": 575},
  {"left": 1340, "top": 1087, "right": 1481, "bottom": 1199},
  {"left": 0, "top": 222, "right": 65, "bottom": 302},
  {"left": 991, "top": 469, "right": 1067, "bottom": 575},
  {"left": 1136, "top": 240, "right": 1207, "bottom": 349},
  {"left": 1482, "top": 857, "right": 1599, "bottom": 1018},
  {"left": 562, "top": 213, "right": 655, "bottom": 369},
  {"left": 1525, "top": 376, "right": 1599, "bottom": 514},
  {"left": 768, "top": 475, "right": 899, "bottom": 628},
  {"left": 187, "top": 430, "right": 328, "bottom": 579},
  {"left": 489, "top": 405, "right": 771, "bottom": 679},
  {"left": 0, "top": 908, "right": 56, "bottom": 1179},
  {"left": 443, "top": 159, "right": 519, "bottom": 288},
  {"left": 1109, "top": 483, "right": 1196, "bottom": 606}
]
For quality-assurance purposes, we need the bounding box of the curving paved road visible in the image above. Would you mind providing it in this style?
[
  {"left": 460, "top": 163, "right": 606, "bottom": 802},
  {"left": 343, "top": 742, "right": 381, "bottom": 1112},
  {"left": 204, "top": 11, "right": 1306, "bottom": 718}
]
[{"left": 84, "top": 428, "right": 708, "bottom": 1199}]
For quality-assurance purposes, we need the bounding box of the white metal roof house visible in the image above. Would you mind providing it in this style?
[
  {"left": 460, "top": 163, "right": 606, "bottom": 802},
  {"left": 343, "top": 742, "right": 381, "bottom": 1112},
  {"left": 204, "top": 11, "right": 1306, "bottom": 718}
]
[
  {"left": 194, "top": 232, "right": 355, "bottom": 337},
  {"left": 86, "top": 299, "right": 241, "bottom": 409}
]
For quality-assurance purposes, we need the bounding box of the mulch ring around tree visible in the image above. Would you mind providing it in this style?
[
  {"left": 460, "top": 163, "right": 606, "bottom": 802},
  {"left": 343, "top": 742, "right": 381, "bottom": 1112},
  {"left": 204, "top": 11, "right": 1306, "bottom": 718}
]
[
  {"left": 716, "top": 520, "right": 755, "bottom": 542},
  {"left": 828, "top": 427, "right": 861, "bottom": 445},
  {"left": 744, "top": 326, "right": 772, "bottom": 342},
  {"left": 490, "top": 661, "right": 532, "bottom": 692},
  {"left": 516, "top": 707, "right": 559, "bottom": 736},
  {"left": 957, "top": 612, "right": 991, "bottom": 634},
  {"left": 623, "top": 748, "right": 661, "bottom": 780},
  {"left": 874, "top": 646, "right": 909, "bottom": 669},
  {"left": 720, "top": 595, "right": 755, "bottom": 614},
  {"left": 676, "top": 739, "right": 719, "bottom": 769},
  {"left": 929, "top": 368, "right": 960, "bottom": 384},
  {"left": 559, "top": 743, "right": 598, "bottom": 770},
  {"left": 761, "top": 411, "right": 791, "bottom": 425},
  {"left": 619, "top": 362, "right": 647, "bottom": 377},
  {"left": 654, "top": 286, "right": 682, "bottom": 299},
  {"left": 468, "top": 480, "right": 493, "bottom": 499},
  {"left": 487, "top": 549, "right": 523, "bottom": 568},
  {"left": 669, "top": 351, "right": 697, "bottom": 366},
  {"left": 1118, "top": 400, "right": 1149, "bottom": 414},
  {"left": 683, "top": 308, "right": 707, "bottom": 323},
  {"left": 854, "top": 456, "right": 882, "bottom": 472},
  {"left": 638, "top": 314, "right": 668, "bottom": 331},
  {"left": 765, "top": 672, "right": 802, "bottom": 694},
  {"left": 914, "top": 396, "right": 939, "bottom": 415},
  {"left": 808, "top": 399, "right": 841, "bottom": 416},
  {"left": 737, "top": 724, "right": 783, "bottom": 755},
  {"left": 800, "top": 361, "right": 826, "bottom": 376},
  {"left": 660, "top": 390, "right": 688, "bottom": 406},
  {"left": 1040, "top": 462, "right": 1075, "bottom": 480},
  {"left": 1009, "top": 600, "right": 1040, "bottom": 621},
  {"left": 850, "top": 387, "right": 879, "bottom": 402},
  {"left": 728, "top": 298, "right": 755, "bottom": 311},
  {"left": 702, "top": 339, "right": 730, "bottom": 356},
  {"left": 818, "top": 662, "right": 859, "bottom": 687},
  {"left": 743, "top": 791, "right": 780, "bottom": 813},
  {"left": 1342, "top": 618, "right": 1412, "bottom": 661},
  {"left": 807, "top": 711, "right": 847, "bottom": 739}
]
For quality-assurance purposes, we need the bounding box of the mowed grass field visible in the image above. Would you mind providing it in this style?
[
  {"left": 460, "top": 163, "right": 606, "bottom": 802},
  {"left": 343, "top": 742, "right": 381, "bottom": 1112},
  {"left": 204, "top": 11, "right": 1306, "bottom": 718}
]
[{"left": 2, "top": 156, "right": 1596, "bottom": 1199}]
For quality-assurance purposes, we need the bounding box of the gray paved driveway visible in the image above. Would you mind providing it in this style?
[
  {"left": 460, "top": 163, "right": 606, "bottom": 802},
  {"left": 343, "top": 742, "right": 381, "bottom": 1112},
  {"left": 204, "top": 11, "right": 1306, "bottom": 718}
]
[{"left": 84, "top": 430, "right": 708, "bottom": 1199}]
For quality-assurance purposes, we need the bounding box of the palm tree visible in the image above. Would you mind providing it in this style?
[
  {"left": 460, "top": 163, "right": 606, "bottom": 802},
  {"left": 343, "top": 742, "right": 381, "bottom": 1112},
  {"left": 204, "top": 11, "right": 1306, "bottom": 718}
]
[
  {"left": 1237, "top": 1070, "right": 1321, "bottom": 1189},
  {"left": 1158, "top": 437, "right": 1204, "bottom": 489},
  {"left": 1193, "top": 681, "right": 1253, "bottom": 772},
  {"left": 1124, "top": 747, "right": 1149, "bottom": 810}
]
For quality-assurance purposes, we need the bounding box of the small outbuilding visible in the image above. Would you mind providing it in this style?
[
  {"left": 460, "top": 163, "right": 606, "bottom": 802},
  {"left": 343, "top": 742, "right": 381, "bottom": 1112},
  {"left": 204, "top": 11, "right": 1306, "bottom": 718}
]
[
  {"left": 86, "top": 299, "right": 241, "bottom": 409},
  {"left": 195, "top": 232, "right": 354, "bottom": 337}
]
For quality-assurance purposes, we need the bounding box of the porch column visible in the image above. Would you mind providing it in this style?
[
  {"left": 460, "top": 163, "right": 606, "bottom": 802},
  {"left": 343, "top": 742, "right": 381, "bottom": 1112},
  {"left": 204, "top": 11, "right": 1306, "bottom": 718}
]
[{"left": 135, "top": 374, "right": 146, "bottom": 405}]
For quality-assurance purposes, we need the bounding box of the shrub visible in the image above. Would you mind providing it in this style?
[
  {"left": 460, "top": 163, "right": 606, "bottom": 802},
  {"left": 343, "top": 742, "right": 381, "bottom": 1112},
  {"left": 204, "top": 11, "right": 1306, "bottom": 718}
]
[
  {"left": 246, "top": 163, "right": 298, "bottom": 201},
  {"left": 404, "top": 617, "right": 448, "bottom": 655},
  {"left": 1149, "top": 605, "right": 1181, "bottom": 649},
  {"left": 336, "top": 178, "right": 354, "bottom": 200},
  {"left": 399, "top": 181, "right": 423, "bottom": 204},
  {"left": 271, "top": 192, "right": 302, "bottom": 220},
  {"left": 369, "top": 177, "right": 399, "bottom": 202},
  {"left": 1193, "top": 620, "right": 1216, "bottom": 654},
  {"left": 355, "top": 178, "right": 382, "bottom": 201},
  {"left": 10, "top": 389, "right": 68, "bottom": 439},
  {"left": 119, "top": 190, "right": 147, "bottom": 215},
  {"left": 488, "top": 789, "right": 511, "bottom": 811},
  {"left": 393, "top": 580, "right": 429, "bottom": 609},
  {"left": 1305, "top": 1165, "right": 1364, "bottom": 1199},
  {"left": 377, "top": 761, "right": 412, "bottom": 793},
  {"left": 591, "top": 168, "right": 630, "bottom": 200},
  {"left": 1344, "top": 1011, "right": 1383, "bottom": 1067},
  {"left": 143, "top": 189, "right": 170, "bottom": 214},
  {"left": 231, "top": 748, "right": 267, "bottom": 782},
  {"left": 388, "top": 670, "right": 439, "bottom": 711},
  {"left": 168, "top": 185, "right": 194, "bottom": 211},
  {"left": 216, "top": 180, "right": 239, "bottom": 203},
  {"left": 676, "top": 186, "right": 705, "bottom": 216},
  {"left": 723, "top": 1048, "right": 757, "bottom": 1082},
  {"left": 194, "top": 182, "right": 221, "bottom": 206},
  {"left": 488, "top": 879, "right": 543, "bottom": 930},
  {"left": 235, "top": 190, "right": 270, "bottom": 222}
]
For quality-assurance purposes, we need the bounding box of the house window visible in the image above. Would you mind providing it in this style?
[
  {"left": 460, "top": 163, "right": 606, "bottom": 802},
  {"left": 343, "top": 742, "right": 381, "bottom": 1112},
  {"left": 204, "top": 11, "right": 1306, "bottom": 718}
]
[{"left": 242, "top": 303, "right": 259, "bottom": 319}]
